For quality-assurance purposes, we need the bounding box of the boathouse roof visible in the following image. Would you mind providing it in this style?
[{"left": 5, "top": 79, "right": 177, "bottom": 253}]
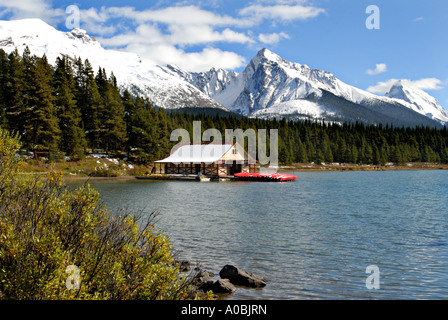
[{"left": 155, "top": 143, "right": 255, "bottom": 164}]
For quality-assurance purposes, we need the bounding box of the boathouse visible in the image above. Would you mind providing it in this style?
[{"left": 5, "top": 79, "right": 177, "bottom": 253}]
[{"left": 154, "top": 143, "right": 257, "bottom": 177}]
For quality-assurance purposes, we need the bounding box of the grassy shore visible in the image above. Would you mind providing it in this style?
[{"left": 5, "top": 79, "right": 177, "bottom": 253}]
[
  {"left": 19, "top": 157, "right": 153, "bottom": 178},
  {"left": 18, "top": 157, "right": 448, "bottom": 179}
]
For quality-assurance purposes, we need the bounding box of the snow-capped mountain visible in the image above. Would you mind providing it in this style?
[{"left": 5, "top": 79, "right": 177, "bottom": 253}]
[
  {"left": 0, "top": 18, "right": 228, "bottom": 112},
  {"left": 174, "top": 48, "right": 444, "bottom": 127},
  {"left": 0, "top": 19, "right": 445, "bottom": 127},
  {"left": 212, "top": 48, "right": 370, "bottom": 114},
  {"left": 385, "top": 80, "right": 448, "bottom": 125},
  {"left": 163, "top": 64, "right": 239, "bottom": 98}
]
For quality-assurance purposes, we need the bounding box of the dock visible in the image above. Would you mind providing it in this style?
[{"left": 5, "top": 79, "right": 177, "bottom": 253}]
[
  {"left": 136, "top": 174, "right": 235, "bottom": 181},
  {"left": 234, "top": 172, "right": 297, "bottom": 182},
  {"left": 136, "top": 172, "right": 297, "bottom": 182}
]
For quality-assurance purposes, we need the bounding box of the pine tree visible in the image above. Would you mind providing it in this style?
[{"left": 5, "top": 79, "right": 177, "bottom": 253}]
[
  {"left": 335, "top": 136, "right": 347, "bottom": 163},
  {"left": 372, "top": 143, "right": 381, "bottom": 165},
  {"left": 320, "top": 132, "right": 333, "bottom": 163},
  {"left": 155, "top": 108, "right": 171, "bottom": 159},
  {"left": 441, "top": 148, "right": 448, "bottom": 164},
  {"left": 22, "top": 52, "right": 61, "bottom": 159},
  {"left": 99, "top": 74, "right": 127, "bottom": 153},
  {"left": 0, "top": 50, "right": 9, "bottom": 129},
  {"left": 2, "top": 49, "right": 25, "bottom": 134},
  {"left": 74, "top": 59, "right": 102, "bottom": 150},
  {"left": 124, "top": 94, "right": 159, "bottom": 163},
  {"left": 295, "top": 138, "right": 308, "bottom": 163},
  {"left": 53, "top": 56, "right": 86, "bottom": 159}
]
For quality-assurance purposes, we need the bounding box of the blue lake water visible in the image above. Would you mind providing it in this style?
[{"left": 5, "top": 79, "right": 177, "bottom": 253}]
[{"left": 67, "top": 170, "right": 448, "bottom": 300}]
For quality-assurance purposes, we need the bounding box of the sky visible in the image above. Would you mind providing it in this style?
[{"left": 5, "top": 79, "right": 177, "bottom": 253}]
[{"left": 1, "top": 0, "right": 447, "bottom": 110}]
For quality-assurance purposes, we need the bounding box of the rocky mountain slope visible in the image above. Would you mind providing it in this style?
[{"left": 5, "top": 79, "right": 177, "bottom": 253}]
[{"left": 174, "top": 48, "right": 444, "bottom": 127}]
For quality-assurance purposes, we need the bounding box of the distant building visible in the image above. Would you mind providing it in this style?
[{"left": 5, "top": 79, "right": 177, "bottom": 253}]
[{"left": 154, "top": 143, "right": 257, "bottom": 176}]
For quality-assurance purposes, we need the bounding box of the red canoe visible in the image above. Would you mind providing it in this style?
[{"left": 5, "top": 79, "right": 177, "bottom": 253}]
[{"left": 234, "top": 172, "right": 297, "bottom": 182}]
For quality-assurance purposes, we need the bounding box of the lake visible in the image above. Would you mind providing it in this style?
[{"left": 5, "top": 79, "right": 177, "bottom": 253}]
[{"left": 67, "top": 170, "right": 448, "bottom": 300}]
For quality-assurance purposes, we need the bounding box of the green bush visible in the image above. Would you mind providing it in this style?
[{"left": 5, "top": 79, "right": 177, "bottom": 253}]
[{"left": 0, "top": 128, "right": 191, "bottom": 300}]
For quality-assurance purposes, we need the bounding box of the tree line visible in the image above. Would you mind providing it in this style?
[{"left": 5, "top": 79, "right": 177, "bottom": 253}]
[
  {"left": 0, "top": 48, "right": 171, "bottom": 162},
  {"left": 1, "top": 48, "right": 448, "bottom": 165}
]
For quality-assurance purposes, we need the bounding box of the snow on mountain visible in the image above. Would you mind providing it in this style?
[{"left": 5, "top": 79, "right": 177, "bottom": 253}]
[
  {"left": 385, "top": 80, "right": 448, "bottom": 125},
  {"left": 0, "top": 18, "right": 228, "bottom": 112},
  {"left": 177, "top": 48, "right": 444, "bottom": 127},
  {"left": 250, "top": 99, "right": 337, "bottom": 121},
  {"left": 206, "top": 48, "right": 376, "bottom": 114},
  {"left": 163, "top": 64, "right": 238, "bottom": 98},
  {"left": 0, "top": 19, "right": 445, "bottom": 127}
]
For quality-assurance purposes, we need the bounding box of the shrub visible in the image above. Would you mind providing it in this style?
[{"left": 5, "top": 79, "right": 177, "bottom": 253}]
[{"left": 0, "top": 128, "right": 192, "bottom": 300}]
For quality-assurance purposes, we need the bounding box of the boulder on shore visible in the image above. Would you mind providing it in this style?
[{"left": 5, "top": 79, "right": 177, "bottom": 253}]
[
  {"left": 219, "top": 265, "right": 266, "bottom": 288},
  {"left": 191, "top": 270, "right": 214, "bottom": 291},
  {"left": 186, "top": 270, "right": 215, "bottom": 299},
  {"left": 211, "top": 279, "right": 236, "bottom": 294}
]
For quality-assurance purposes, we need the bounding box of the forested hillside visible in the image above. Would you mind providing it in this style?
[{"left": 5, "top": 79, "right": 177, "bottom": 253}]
[{"left": 1, "top": 48, "right": 448, "bottom": 165}]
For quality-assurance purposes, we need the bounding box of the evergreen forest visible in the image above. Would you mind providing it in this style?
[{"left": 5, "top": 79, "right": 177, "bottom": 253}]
[{"left": 1, "top": 48, "right": 448, "bottom": 166}]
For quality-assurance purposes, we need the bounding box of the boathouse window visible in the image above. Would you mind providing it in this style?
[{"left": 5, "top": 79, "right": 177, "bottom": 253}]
[{"left": 232, "top": 148, "right": 237, "bottom": 154}]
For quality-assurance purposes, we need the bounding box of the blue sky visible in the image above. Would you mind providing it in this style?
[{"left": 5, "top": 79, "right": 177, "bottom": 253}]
[{"left": 1, "top": 0, "right": 447, "bottom": 109}]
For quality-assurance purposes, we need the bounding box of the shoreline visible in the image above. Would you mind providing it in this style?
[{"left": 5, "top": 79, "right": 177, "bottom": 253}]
[
  {"left": 278, "top": 162, "right": 448, "bottom": 172},
  {"left": 18, "top": 162, "right": 448, "bottom": 180}
]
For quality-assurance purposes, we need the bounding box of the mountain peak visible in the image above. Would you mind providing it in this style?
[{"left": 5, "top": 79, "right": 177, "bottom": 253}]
[
  {"left": 386, "top": 79, "right": 448, "bottom": 124},
  {"left": 387, "top": 79, "right": 429, "bottom": 101},
  {"left": 391, "top": 79, "right": 405, "bottom": 87},
  {"left": 254, "top": 48, "right": 282, "bottom": 63},
  {"left": 67, "top": 28, "right": 100, "bottom": 46}
]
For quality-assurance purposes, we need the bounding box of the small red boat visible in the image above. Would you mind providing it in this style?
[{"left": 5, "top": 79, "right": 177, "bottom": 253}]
[{"left": 234, "top": 172, "right": 297, "bottom": 182}]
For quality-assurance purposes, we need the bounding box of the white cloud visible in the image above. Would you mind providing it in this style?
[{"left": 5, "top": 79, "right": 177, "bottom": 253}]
[
  {"left": 239, "top": 3, "right": 325, "bottom": 23},
  {"left": 0, "top": 0, "right": 64, "bottom": 24},
  {"left": 258, "top": 32, "right": 290, "bottom": 45},
  {"left": 123, "top": 44, "right": 246, "bottom": 72},
  {"left": 89, "top": 5, "right": 249, "bottom": 28},
  {"left": 411, "top": 78, "right": 444, "bottom": 90},
  {"left": 367, "top": 78, "right": 443, "bottom": 94},
  {"left": 80, "top": 5, "right": 256, "bottom": 71},
  {"left": 167, "top": 25, "right": 254, "bottom": 45},
  {"left": 413, "top": 17, "right": 424, "bottom": 22},
  {"left": 0, "top": 1, "right": 325, "bottom": 72},
  {"left": 366, "top": 63, "right": 387, "bottom": 75}
]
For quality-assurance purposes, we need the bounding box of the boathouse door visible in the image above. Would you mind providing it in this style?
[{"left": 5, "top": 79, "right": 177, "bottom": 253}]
[
  {"left": 195, "top": 164, "right": 201, "bottom": 174},
  {"left": 229, "top": 163, "right": 242, "bottom": 175}
]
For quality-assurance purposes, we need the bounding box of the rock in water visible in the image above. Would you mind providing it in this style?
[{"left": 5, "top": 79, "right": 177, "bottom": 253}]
[
  {"left": 219, "top": 265, "right": 266, "bottom": 288},
  {"left": 211, "top": 279, "right": 237, "bottom": 294}
]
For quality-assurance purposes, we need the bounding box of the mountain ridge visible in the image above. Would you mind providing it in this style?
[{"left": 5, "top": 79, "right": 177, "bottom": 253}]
[
  {"left": 174, "top": 47, "right": 444, "bottom": 127},
  {"left": 0, "top": 18, "right": 445, "bottom": 127},
  {"left": 0, "top": 18, "right": 229, "bottom": 113}
]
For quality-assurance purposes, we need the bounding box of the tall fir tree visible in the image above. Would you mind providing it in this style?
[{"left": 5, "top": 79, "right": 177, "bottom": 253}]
[
  {"left": 21, "top": 50, "right": 61, "bottom": 159},
  {"left": 98, "top": 73, "right": 127, "bottom": 152},
  {"left": 53, "top": 56, "right": 86, "bottom": 159},
  {"left": 0, "top": 50, "right": 9, "bottom": 129},
  {"left": 74, "top": 59, "right": 102, "bottom": 150},
  {"left": 1, "top": 49, "right": 25, "bottom": 134}
]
